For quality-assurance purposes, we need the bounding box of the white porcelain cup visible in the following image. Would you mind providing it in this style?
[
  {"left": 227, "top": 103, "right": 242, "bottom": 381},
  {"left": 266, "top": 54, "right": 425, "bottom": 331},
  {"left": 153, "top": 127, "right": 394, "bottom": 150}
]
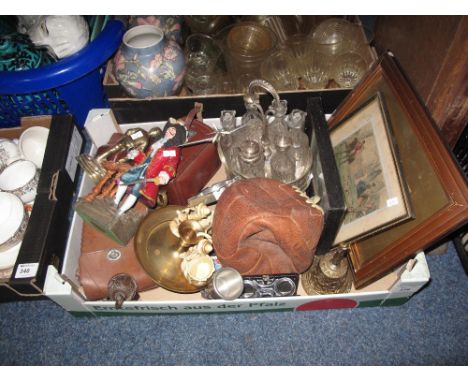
[
  {"left": 18, "top": 126, "right": 49, "bottom": 169},
  {"left": 0, "top": 138, "right": 22, "bottom": 172},
  {"left": 0, "top": 192, "right": 28, "bottom": 252},
  {"left": 0, "top": 241, "right": 22, "bottom": 274},
  {"left": 0, "top": 160, "right": 39, "bottom": 203}
]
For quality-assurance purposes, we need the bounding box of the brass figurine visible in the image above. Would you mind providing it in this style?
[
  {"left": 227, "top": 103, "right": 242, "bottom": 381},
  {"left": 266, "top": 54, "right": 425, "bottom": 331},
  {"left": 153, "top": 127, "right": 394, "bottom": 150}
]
[{"left": 77, "top": 127, "right": 162, "bottom": 183}]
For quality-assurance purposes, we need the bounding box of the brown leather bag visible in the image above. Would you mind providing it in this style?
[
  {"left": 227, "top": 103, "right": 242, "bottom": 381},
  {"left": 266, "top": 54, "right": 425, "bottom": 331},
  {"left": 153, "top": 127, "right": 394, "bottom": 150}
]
[
  {"left": 161, "top": 103, "right": 221, "bottom": 206},
  {"left": 212, "top": 178, "right": 324, "bottom": 276},
  {"left": 77, "top": 222, "right": 158, "bottom": 301}
]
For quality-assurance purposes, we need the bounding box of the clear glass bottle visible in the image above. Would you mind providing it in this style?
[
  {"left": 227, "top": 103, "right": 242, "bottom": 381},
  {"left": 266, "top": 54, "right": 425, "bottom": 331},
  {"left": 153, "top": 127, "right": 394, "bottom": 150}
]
[
  {"left": 241, "top": 95, "right": 264, "bottom": 143},
  {"left": 266, "top": 99, "right": 289, "bottom": 145},
  {"left": 220, "top": 110, "right": 236, "bottom": 148},
  {"left": 219, "top": 110, "right": 237, "bottom": 166},
  {"left": 286, "top": 109, "right": 310, "bottom": 162},
  {"left": 270, "top": 133, "right": 296, "bottom": 183},
  {"left": 237, "top": 139, "right": 265, "bottom": 178}
]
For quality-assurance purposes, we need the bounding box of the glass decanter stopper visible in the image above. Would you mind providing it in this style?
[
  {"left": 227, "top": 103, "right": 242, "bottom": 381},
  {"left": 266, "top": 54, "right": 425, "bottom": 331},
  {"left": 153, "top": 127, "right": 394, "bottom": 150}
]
[
  {"left": 237, "top": 139, "right": 265, "bottom": 178},
  {"left": 270, "top": 133, "right": 296, "bottom": 183},
  {"left": 286, "top": 109, "right": 307, "bottom": 131}
]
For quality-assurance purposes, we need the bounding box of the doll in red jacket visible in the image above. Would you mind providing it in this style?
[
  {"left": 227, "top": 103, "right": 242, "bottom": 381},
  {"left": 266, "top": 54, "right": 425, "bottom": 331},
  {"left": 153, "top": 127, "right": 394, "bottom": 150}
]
[{"left": 114, "top": 119, "right": 187, "bottom": 214}]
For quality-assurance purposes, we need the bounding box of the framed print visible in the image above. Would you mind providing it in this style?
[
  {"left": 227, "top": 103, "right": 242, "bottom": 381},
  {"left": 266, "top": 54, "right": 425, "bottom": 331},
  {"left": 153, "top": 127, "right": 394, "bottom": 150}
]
[
  {"left": 330, "top": 93, "right": 412, "bottom": 245},
  {"left": 328, "top": 53, "right": 468, "bottom": 288}
]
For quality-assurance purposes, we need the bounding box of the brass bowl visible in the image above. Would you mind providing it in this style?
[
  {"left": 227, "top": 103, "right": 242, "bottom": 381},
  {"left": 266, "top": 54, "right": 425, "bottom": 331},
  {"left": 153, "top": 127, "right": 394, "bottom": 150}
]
[{"left": 134, "top": 205, "right": 202, "bottom": 293}]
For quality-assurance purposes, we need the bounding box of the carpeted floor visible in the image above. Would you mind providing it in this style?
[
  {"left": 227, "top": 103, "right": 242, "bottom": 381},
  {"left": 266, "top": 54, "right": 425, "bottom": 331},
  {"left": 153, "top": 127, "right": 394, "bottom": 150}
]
[{"left": 0, "top": 242, "right": 467, "bottom": 366}]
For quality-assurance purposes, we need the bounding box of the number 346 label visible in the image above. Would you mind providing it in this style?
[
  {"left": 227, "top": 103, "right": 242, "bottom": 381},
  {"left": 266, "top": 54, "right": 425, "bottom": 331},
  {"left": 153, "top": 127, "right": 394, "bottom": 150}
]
[{"left": 15, "top": 263, "right": 39, "bottom": 279}]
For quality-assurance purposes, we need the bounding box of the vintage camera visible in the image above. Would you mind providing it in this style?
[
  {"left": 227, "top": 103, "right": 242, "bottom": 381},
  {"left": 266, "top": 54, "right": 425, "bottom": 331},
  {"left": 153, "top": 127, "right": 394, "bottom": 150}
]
[{"left": 240, "top": 274, "right": 299, "bottom": 298}]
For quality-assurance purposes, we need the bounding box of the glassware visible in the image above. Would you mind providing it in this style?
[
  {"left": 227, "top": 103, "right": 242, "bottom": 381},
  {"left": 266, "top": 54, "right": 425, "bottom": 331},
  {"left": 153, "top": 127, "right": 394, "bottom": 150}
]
[
  {"left": 299, "top": 50, "right": 330, "bottom": 89},
  {"left": 235, "top": 72, "right": 260, "bottom": 94},
  {"left": 260, "top": 48, "right": 299, "bottom": 91},
  {"left": 184, "top": 33, "right": 223, "bottom": 95},
  {"left": 218, "top": 22, "right": 278, "bottom": 90},
  {"left": 266, "top": 99, "right": 289, "bottom": 145},
  {"left": 241, "top": 16, "right": 289, "bottom": 45},
  {"left": 310, "top": 17, "right": 356, "bottom": 58},
  {"left": 219, "top": 110, "right": 237, "bottom": 155},
  {"left": 237, "top": 139, "right": 265, "bottom": 178},
  {"left": 184, "top": 16, "right": 232, "bottom": 35},
  {"left": 286, "top": 109, "right": 307, "bottom": 131},
  {"left": 184, "top": 73, "right": 220, "bottom": 95},
  {"left": 284, "top": 33, "right": 311, "bottom": 59},
  {"left": 332, "top": 52, "right": 367, "bottom": 88},
  {"left": 287, "top": 110, "right": 309, "bottom": 152},
  {"left": 241, "top": 94, "right": 265, "bottom": 143},
  {"left": 215, "top": 79, "right": 313, "bottom": 191},
  {"left": 286, "top": 109, "right": 311, "bottom": 176},
  {"left": 270, "top": 133, "right": 296, "bottom": 183}
]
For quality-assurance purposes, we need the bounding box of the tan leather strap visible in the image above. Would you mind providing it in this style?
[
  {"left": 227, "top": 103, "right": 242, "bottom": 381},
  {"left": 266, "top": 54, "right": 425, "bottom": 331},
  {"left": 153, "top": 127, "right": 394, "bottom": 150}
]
[{"left": 184, "top": 102, "right": 204, "bottom": 129}]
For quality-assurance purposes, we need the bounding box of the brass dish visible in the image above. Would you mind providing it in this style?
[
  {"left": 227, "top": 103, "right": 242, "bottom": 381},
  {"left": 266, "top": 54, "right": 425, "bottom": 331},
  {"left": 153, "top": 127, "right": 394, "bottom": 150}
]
[{"left": 134, "top": 205, "right": 202, "bottom": 293}]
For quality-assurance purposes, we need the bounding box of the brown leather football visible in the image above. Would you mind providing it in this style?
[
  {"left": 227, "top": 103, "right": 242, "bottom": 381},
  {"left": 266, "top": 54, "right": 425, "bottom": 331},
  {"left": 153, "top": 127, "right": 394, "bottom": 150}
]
[{"left": 212, "top": 178, "right": 324, "bottom": 275}]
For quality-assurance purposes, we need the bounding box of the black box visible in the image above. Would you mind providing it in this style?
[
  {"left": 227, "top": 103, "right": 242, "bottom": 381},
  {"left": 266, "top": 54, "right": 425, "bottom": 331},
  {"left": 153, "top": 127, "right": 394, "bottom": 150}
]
[
  {"left": 306, "top": 98, "right": 346, "bottom": 255},
  {"left": 0, "top": 115, "right": 84, "bottom": 301}
]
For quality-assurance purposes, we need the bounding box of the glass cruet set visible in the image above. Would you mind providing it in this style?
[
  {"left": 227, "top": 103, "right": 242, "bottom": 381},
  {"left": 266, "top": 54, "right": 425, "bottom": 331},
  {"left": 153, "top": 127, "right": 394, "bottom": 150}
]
[{"left": 217, "top": 79, "right": 313, "bottom": 190}]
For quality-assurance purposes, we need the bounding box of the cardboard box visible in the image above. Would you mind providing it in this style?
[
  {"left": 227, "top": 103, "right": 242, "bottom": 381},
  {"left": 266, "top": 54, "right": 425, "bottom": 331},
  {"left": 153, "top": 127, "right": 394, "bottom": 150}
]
[
  {"left": 0, "top": 115, "right": 84, "bottom": 301},
  {"left": 103, "top": 17, "right": 377, "bottom": 101},
  {"left": 44, "top": 251, "right": 430, "bottom": 315},
  {"left": 43, "top": 96, "right": 430, "bottom": 315}
]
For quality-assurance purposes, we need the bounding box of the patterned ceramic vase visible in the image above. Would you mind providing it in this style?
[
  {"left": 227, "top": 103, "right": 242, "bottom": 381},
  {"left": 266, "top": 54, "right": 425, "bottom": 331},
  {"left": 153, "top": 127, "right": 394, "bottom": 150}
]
[
  {"left": 128, "top": 15, "right": 184, "bottom": 45},
  {"left": 114, "top": 25, "right": 186, "bottom": 98}
]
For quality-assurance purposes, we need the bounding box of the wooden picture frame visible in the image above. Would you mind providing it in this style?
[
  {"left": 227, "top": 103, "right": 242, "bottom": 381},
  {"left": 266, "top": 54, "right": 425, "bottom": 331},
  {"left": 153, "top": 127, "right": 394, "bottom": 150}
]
[
  {"left": 328, "top": 53, "right": 468, "bottom": 288},
  {"left": 330, "top": 93, "right": 413, "bottom": 245}
]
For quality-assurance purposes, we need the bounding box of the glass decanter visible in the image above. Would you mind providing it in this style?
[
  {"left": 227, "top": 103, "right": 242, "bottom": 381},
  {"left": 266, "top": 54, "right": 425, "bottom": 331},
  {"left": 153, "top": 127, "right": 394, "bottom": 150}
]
[
  {"left": 237, "top": 139, "right": 265, "bottom": 178},
  {"left": 266, "top": 99, "right": 289, "bottom": 146},
  {"left": 286, "top": 109, "right": 310, "bottom": 162},
  {"left": 270, "top": 133, "right": 296, "bottom": 183},
  {"left": 219, "top": 110, "right": 236, "bottom": 147}
]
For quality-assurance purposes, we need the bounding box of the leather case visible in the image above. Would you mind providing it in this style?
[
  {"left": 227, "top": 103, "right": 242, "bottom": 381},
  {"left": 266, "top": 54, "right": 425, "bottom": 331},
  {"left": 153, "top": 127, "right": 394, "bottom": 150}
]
[
  {"left": 212, "top": 178, "right": 324, "bottom": 275},
  {"left": 161, "top": 104, "right": 221, "bottom": 206},
  {"left": 77, "top": 221, "right": 158, "bottom": 301}
]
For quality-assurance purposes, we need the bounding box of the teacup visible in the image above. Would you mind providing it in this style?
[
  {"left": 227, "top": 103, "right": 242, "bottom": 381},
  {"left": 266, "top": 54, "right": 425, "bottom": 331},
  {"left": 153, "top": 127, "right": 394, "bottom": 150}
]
[
  {"left": 0, "top": 159, "right": 39, "bottom": 203},
  {"left": 0, "top": 241, "right": 22, "bottom": 275},
  {"left": 0, "top": 138, "right": 22, "bottom": 172},
  {"left": 18, "top": 126, "right": 49, "bottom": 169},
  {"left": 0, "top": 192, "right": 28, "bottom": 253}
]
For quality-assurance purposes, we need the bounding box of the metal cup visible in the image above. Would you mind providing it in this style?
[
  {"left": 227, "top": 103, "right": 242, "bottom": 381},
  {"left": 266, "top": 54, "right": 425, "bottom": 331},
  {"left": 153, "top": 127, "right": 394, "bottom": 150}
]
[{"left": 201, "top": 267, "right": 244, "bottom": 300}]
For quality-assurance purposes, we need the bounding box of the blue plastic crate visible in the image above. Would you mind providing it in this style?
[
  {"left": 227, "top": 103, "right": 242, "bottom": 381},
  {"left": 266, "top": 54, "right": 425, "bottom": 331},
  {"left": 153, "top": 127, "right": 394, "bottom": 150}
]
[{"left": 0, "top": 20, "right": 124, "bottom": 128}]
